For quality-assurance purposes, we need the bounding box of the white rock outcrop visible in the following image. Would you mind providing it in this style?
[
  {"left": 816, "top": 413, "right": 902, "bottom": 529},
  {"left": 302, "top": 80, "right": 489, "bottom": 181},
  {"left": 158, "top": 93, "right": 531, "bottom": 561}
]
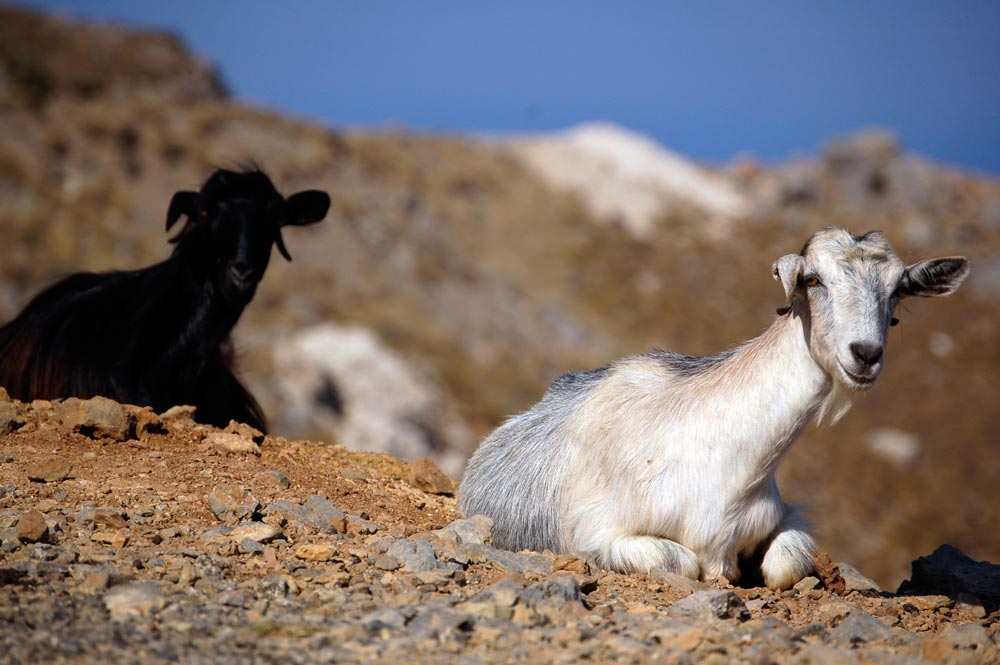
[
  {"left": 272, "top": 323, "right": 470, "bottom": 476},
  {"left": 511, "top": 122, "right": 750, "bottom": 238}
]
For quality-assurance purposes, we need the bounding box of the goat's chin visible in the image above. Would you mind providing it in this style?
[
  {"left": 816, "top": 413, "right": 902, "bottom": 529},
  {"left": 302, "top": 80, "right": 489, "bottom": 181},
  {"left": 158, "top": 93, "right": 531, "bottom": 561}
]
[
  {"left": 835, "top": 362, "right": 880, "bottom": 392},
  {"left": 220, "top": 282, "right": 257, "bottom": 309}
]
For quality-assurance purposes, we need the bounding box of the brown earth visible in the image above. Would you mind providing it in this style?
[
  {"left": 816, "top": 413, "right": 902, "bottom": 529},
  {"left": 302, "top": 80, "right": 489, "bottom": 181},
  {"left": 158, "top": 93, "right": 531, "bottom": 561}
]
[
  {"left": 1, "top": 5, "right": 999, "bottom": 596},
  {"left": 2, "top": 396, "right": 999, "bottom": 663}
]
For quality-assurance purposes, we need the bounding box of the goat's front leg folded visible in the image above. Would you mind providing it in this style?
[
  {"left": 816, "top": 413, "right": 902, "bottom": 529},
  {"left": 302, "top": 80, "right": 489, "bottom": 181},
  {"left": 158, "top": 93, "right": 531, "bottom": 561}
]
[
  {"left": 759, "top": 506, "right": 816, "bottom": 589},
  {"left": 590, "top": 534, "right": 701, "bottom": 579}
]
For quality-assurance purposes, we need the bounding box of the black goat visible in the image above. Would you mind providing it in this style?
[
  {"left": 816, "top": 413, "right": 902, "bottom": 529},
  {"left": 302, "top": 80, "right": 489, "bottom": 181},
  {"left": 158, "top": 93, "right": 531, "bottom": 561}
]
[{"left": 0, "top": 168, "right": 330, "bottom": 431}]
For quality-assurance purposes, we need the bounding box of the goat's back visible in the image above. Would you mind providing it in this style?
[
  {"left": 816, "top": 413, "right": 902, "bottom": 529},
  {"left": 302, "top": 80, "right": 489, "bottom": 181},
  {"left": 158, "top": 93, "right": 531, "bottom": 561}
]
[
  {"left": 0, "top": 271, "right": 130, "bottom": 399},
  {"left": 458, "top": 365, "right": 611, "bottom": 552},
  {"left": 0, "top": 265, "right": 266, "bottom": 430}
]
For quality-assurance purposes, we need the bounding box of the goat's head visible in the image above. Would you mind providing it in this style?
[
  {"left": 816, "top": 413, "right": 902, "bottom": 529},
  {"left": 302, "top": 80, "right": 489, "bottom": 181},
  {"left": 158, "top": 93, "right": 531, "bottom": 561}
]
[
  {"left": 166, "top": 169, "right": 330, "bottom": 304},
  {"left": 773, "top": 228, "right": 969, "bottom": 391}
]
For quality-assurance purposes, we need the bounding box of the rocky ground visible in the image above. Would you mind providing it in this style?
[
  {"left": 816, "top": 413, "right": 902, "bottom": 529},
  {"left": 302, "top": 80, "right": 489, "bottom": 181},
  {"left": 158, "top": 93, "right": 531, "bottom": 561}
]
[{"left": 1, "top": 395, "right": 998, "bottom": 664}]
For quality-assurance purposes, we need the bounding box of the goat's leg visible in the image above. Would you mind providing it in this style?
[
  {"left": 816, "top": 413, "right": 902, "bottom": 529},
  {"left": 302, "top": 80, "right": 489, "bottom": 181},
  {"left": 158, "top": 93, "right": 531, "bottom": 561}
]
[
  {"left": 596, "top": 535, "right": 701, "bottom": 579},
  {"left": 759, "top": 507, "right": 816, "bottom": 589}
]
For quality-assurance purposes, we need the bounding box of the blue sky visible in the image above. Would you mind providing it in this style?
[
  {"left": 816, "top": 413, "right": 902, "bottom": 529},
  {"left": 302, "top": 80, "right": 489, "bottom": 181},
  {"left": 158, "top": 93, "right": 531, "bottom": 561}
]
[{"left": 17, "top": 1, "right": 1000, "bottom": 174}]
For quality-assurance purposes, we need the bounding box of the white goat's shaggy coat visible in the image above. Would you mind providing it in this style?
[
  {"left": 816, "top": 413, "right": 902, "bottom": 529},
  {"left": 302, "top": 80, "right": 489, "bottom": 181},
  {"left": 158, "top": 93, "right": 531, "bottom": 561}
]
[{"left": 459, "top": 228, "right": 969, "bottom": 589}]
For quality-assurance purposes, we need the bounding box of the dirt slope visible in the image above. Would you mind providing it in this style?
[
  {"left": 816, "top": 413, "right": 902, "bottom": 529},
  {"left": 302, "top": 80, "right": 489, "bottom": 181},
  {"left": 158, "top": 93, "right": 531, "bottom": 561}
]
[{"left": 2, "top": 396, "right": 998, "bottom": 663}]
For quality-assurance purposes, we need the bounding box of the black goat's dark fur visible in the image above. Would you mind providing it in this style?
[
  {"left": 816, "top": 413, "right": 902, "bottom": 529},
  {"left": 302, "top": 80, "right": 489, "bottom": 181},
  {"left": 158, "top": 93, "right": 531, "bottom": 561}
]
[{"left": 0, "top": 168, "right": 330, "bottom": 432}]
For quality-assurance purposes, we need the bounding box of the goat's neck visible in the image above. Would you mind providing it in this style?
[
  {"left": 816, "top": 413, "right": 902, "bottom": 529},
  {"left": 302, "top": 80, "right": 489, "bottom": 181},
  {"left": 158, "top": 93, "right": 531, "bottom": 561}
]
[
  {"left": 158, "top": 261, "right": 246, "bottom": 365},
  {"left": 704, "top": 314, "right": 833, "bottom": 483}
]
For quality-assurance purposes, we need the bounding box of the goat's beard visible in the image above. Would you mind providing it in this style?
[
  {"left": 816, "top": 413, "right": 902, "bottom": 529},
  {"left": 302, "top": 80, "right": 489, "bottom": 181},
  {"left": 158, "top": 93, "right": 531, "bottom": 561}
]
[
  {"left": 816, "top": 380, "right": 856, "bottom": 427},
  {"left": 216, "top": 280, "right": 257, "bottom": 313}
]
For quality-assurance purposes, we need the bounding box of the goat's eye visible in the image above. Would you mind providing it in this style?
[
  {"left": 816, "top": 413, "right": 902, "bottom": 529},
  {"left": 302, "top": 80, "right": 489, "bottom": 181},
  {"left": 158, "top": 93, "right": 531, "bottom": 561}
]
[{"left": 803, "top": 275, "right": 821, "bottom": 288}]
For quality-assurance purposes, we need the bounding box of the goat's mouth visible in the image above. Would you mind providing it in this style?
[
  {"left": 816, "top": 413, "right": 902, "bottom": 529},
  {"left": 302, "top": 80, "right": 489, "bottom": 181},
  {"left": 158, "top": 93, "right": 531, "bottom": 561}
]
[{"left": 836, "top": 362, "right": 880, "bottom": 390}]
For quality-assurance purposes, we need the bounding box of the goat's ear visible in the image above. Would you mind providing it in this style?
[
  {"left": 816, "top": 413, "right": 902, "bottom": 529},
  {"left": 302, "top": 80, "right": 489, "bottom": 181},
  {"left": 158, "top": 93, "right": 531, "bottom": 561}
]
[
  {"left": 900, "top": 257, "right": 970, "bottom": 298},
  {"left": 285, "top": 190, "right": 331, "bottom": 227},
  {"left": 166, "top": 191, "right": 198, "bottom": 232},
  {"left": 772, "top": 254, "right": 804, "bottom": 305}
]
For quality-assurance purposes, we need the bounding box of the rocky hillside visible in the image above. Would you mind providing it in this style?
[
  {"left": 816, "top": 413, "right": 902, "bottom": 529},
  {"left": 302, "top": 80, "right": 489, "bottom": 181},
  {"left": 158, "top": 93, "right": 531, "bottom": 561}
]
[
  {"left": 1, "top": 6, "right": 999, "bottom": 591},
  {"left": 2, "top": 395, "right": 999, "bottom": 663}
]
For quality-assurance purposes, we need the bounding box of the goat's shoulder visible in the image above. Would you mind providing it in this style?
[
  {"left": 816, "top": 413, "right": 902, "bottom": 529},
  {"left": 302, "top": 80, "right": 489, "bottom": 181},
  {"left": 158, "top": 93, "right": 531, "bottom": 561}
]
[
  {"left": 549, "top": 362, "right": 615, "bottom": 396},
  {"left": 640, "top": 348, "right": 738, "bottom": 380},
  {"left": 22, "top": 271, "right": 113, "bottom": 310}
]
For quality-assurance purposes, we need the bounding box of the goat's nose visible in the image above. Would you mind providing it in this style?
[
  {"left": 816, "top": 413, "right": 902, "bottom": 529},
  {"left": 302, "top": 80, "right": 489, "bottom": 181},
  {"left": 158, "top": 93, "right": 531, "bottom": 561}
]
[
  {"left": 850, "top": 341, "right": 883, "bottom": 367},
  {"left": 228, "top": 262, "right": 253, "bottom": 283}
]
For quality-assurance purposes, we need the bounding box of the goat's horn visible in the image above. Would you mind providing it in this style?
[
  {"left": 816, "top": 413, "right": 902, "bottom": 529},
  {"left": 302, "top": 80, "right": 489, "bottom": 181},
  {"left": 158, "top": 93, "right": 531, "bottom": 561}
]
[{"left": 275, "top": 229, "right": 293, "bottom": 261}]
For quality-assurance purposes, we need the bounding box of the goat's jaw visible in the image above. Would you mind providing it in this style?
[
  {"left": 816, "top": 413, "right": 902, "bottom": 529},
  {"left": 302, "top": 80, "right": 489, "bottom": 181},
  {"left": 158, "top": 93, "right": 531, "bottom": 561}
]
[{"left": 835, "top": 360, "right": 880, "bottom": 391}]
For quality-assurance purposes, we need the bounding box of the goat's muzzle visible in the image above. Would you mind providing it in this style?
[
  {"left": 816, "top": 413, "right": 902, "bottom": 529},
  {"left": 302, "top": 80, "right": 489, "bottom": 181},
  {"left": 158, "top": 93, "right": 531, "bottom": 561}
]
[{"left": 226, "top": 262, "right": 257, "bottom": 292}]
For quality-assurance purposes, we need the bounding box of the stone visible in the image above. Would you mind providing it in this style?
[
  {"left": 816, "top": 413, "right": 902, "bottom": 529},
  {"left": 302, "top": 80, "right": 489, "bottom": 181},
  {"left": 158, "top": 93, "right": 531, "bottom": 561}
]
[
  {"left": 16, "top": 510, "right": 49, "bottom": 543},
  {"left": 91, "top": 530, "right": 118, "bottom": 544},
  {"left": 126, "top": 405, "right": 163, "bottom": 440},
  {"left": 92, "top": 508, "right": 128, "bottom": 530},
  {"left": 648, "top": 569, "right": 711, "bottom": 594},
  {"left": 345, "top": 515, "right": 379, "bottom": 535},
  {"left": 575, "top": 575, "right": 599, "bottom": 594},
  {"left": 179, "top": 563, "right": 198, "bottom": 585},
  {"left": 667, "top": 590, "right": 749, "bottom": 622},
  {"left": 56, "top": 397, "right": 136, "bottom": 441},
  {"left": 159, "top": 405, "right": 197, "bottom": 427},
  {"left": 372, "top": 554, "right": 400, "bottom": 571},
  {"left": 898, "top": 544, "right": 1000, "bottom": 612},
  {"left": 328, "top": 516, "right": 348, "bottom": 534},
  {"left": 829, "top": 609, "right": 893, "bottom": 646},
  {"left": 206, "top": 484, "right": 259, "bottom": 523},
  {"left": 732, "top": 617, "right": 797, "bottom": 650},
  {"left": 204, "top": 431, "right": 260, "bottom": 456},
  {"left": 938, "top": 623, "right": 993, "bottom": 650},
  {"left": 903, "top": 594, "right": 952, "bottom": 611},
  {"left": 812, "top": 551, "right": 847, "bottom": 595},
  {"left": 518, "top": 576, "right": 583, "bottom": 611},
  {"left": 0, "top": 402, "right": 25, "bottom": 435},
  {"left": 954, "top": 591, "right": 987, "bottom": 619},
  {"left": 407, "top": 457, "right": 456, "bottom": 496},
  {"left": 361, "top": 607, "right": 409, "bottom": 634},
  {"left": 429, "top": 515, "right": 493, "bottom": 546},
  {"left": 225, "top": 420, "right": 264, "bottom": 442},
  {"left": 470, "top": 579, "right": 522, "bottom": 610},
  {"left": 26, "top": 460, "right": 72, "bottom": 483},
  {"left": 229, "top": 522, "right": 284, "bottom": 544},
  {"left": 815, "top": 596, "right": 855, "bottom": 624},
  {"left": 391, "top": 538, "right": 439, "bottom": 572},
  {"left": 650, "top": 621, "right": 705, "bottom": 652},
  {"left": 415, "top": 569, "right": 454, "bottom": 586},
  {"left": 294, "top": 543, "right": 338, "bottom": 562},
  {"left": 479, "top": 546, "right": 553, "bottom": 575},
  {"left": 794, "top": 576, "right": 821, "bottom": 593},
  {"left": 837, "top": 562, "right": 881, "bottom": 592},
  {"left": 552, "top": 554, "right": 591, "bottom": 575},
  {"left": 270, "top": 495, "right": 345, "bottom": 533},
  {"left": 104, "top": 581, "right": 167, "bottom": 621},
  {"left": 239, "top": 537, "right": 264, "bottom": 555},
  {"left": 84, "top": 570, "right": 112, "bottom": 590},
  {"left": 407, "top": 607, "right": 471, "bottom": 641},
  {"left": 254, "top": 470, "right": 291, "bottom": 490}
]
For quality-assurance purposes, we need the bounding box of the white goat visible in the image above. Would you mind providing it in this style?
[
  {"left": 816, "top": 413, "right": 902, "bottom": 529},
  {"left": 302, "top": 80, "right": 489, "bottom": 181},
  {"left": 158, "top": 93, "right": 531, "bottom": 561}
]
[{"left": 459, "top": 228, "right": 969, "bottom": 589}]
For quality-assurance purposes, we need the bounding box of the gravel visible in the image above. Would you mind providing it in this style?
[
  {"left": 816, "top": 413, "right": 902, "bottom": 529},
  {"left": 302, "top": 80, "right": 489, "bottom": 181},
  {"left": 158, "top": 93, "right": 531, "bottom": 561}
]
[{"left": 0, "top": 396, "right": 998, "bottom": 663}]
